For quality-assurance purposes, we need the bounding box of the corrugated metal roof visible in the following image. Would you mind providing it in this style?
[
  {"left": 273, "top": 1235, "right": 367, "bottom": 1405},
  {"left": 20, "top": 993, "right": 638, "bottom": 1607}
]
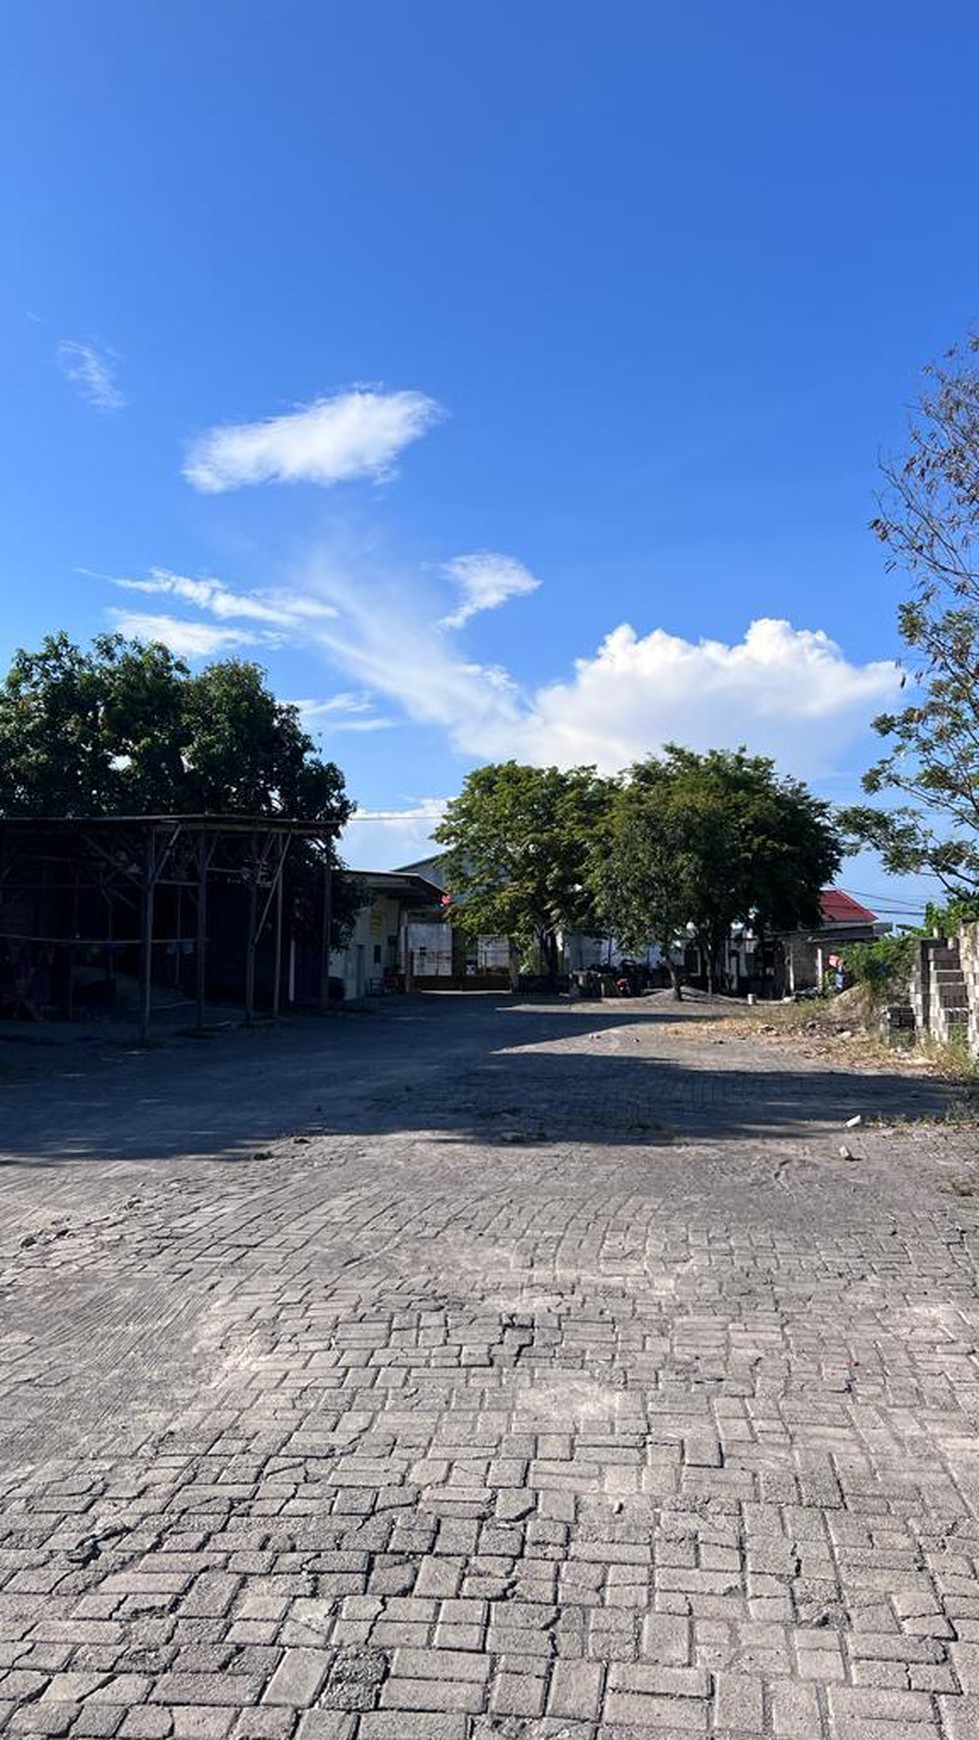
[{"left": 819, "top": 888, "right": 878, "bottom": 925}]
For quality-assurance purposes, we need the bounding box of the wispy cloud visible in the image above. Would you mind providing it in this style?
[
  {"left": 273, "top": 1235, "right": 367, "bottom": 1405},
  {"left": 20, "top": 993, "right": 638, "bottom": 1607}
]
[
  {"left": 346, "top": 799, "right": 449, "bottom": 827},
  {"left": 106, "top": 610, "right": 263, "bottom": 660},
  {"left": 439, "top": 551, "right": 541, "bottom": 629},
  {"left": 109, "top": 568, "right": 338, "bottom": 627},
  {"left": 97, "top": 556, "right": 901, "bottom": 786},
  {"left": 292, "top": 691, "right": 377, "bottom": 718},
  {"left": 324, "top": 717, "right": 396, "bottom": 734},
  {"left": 289, "top": 563, "right": 902, "bottom": 782},
  {"left": 298, "top": 564, "right": 526, "bottom": 744},
  {"left": 293, "top": 693, "right": 393, "bottom": 734},
  {"left": 57, "top": 341, "right": 125, "bottom": 411},
  {"left": 183, "top": 387, "right": 445, "bottom": 493}
]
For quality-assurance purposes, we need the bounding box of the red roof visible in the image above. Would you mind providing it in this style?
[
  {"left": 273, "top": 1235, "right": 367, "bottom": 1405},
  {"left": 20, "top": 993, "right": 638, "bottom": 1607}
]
[{"left": 819, "top": 888, "right": 878, "bottom": 926}]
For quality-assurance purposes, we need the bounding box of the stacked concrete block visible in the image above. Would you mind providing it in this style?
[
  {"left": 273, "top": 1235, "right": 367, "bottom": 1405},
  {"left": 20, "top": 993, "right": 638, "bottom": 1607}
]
[
  {"left": 960, "top": 921, "right": 979, "bottom": 1059},
  {"left": 880, "top": 1001, "right": 915, "bottom": 1045},
  {"left": 911, "top": 934, "right": 974, "bottom": 1054}
]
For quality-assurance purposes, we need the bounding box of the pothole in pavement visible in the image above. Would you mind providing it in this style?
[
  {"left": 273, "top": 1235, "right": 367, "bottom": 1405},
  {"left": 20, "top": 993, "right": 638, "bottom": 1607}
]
[{"left": 318, "top": 1644, "right": 389, "bottom": 1711}]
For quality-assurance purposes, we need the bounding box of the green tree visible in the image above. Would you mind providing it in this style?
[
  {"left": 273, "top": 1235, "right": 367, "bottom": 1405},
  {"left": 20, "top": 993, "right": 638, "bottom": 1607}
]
[
  {"left": 0, "top": 632, "right": 351, "bottom": 824},
  {"left": 433, "top": 761, "right": 613, "bottom": 986},
  {"left": 594, "top": 747, "right": 842, "bottom": 993},
  {"left": 0, "top": 631, "right": 358, "bottom": 944},
  {"left": 591, "top": 762, "right": 696, "bottom": 999},
  {"left": 182, "top": 659, "right": 350, "bottom": 821},
  {"left": 0, "top": 632, "right": 171, "bottom": 815},
  {"left": 842, "top": 332, "right": 979, "bottom": 897}
]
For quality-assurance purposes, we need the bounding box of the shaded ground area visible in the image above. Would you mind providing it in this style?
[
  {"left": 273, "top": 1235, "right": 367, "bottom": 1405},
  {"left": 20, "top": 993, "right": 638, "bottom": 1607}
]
[
  {"left": 1, "top": 994, "right": 978, "bottom": 1738},
  {"left": 0, "top": 994, "right": 957, "bottom": 1163}
]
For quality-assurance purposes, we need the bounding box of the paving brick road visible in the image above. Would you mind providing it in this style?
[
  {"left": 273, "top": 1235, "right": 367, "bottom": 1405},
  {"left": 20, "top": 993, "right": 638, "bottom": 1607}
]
[{"left": 1, "top": 993, "right": 978, "bottom": 1739}]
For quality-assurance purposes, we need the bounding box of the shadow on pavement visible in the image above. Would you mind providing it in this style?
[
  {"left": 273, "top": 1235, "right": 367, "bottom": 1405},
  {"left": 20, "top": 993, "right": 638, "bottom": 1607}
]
[{"left": 0, "top": 991, "right": 959, "bottom": 1165}]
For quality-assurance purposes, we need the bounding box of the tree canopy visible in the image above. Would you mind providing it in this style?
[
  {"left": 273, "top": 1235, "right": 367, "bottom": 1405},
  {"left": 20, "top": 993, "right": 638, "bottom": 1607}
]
[
  {"left": 0, "top": 632, "right": 359, "bottom": 945},
  {"left": 432, "top": 761, "right": 613, "bottom": 980},
  {"left": 433, "top": 751, "right": 840, "bottom": 991},
  {"left": 842, "top": 332, "right": 979, "bottom": 901},
  {"left": 0, "top": 632, "right": 351, "bottom": 825},
  {"left": 593, "top": 747, "right": 842, "bottom": 992},
  {"left": 590, "top": 759, "right": 694, "bottom": 996}
]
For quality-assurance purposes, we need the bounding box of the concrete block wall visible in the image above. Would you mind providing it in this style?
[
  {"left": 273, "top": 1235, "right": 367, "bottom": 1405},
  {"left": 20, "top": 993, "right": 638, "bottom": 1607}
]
[
  {"left": 910, "top": 941, "right": 930, "bottom": 1037},
  {"left": 961, "top": 922, "right": 979, "bottom": 1059},
  {"left": 911, "top": 931, "right": 978, "bottom": 1058}
]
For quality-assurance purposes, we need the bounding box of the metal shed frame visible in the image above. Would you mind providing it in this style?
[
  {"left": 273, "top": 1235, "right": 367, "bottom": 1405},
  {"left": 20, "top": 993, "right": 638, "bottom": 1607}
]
[{"left": 0, "top": 814, "right": 339, "bottom": 1043}]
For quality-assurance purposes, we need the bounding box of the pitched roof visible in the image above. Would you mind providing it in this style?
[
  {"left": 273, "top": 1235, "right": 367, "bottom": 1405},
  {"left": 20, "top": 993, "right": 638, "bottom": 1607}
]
[
  {"left": 394, "top": 853, "right": 447, "bottom": 888},
  {"left": 352, "top": 869, "right": 444, "bottom": 905},
  {"left": 819, "top": 888, "right": 878, "bottom": 926}
]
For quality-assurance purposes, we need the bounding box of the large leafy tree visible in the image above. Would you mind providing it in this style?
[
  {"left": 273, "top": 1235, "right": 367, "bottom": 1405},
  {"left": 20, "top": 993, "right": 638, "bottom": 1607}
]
[
  {"left": 594, "top": 747, "right": 842, "bottom": 992},
  {"left": 592, "top": 761, "right": 695, "bottom": 998},
  {"left": 842, "top": 332, "right": 979, "bottom": 900},
  {"left": 0, "top": 631, "right": 358, "bottom": 941},
  {"left": 433, "top": 761, "right": 613, "bottom": 984},
  {"left": 0, "top": 632, "right": 351, "bottom": 823}
]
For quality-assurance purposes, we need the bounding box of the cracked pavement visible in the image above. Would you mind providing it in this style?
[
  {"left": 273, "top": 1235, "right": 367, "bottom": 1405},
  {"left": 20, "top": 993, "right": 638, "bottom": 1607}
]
[{"left": 0, "top": 992, "right": 978, "bottom": 1739}]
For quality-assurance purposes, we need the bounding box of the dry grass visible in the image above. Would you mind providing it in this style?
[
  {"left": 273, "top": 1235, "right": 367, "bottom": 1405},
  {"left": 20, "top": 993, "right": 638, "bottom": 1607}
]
[
  {"left": 663, "top": 997, "right": 979, "bottom": 1108},
  {"left": 661, "top": 989, "right": 938, "bottom": 1077}
]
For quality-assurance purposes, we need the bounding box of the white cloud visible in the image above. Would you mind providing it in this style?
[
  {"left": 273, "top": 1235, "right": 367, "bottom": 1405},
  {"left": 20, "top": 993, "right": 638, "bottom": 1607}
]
[
  {"left": 346, "top": 799, "right": 449, "bottom": 826},
  {"left": 293, "top": 691, "right": 377, "bottom": 717},
  {"left": 110, "top": 568, "right": 338, "bottom": 626},
  {"left": 106, "top": 610, "right": 264, "bottom": 660},
  {"left": 327, "top": 717, "right": 396, "bottom": 733},
  {"left": 293, "top": 577, "right": 901, "bottom": 783},
  {"left": 97, "top": 557, "right": 530, "bottom": 745},
  {"left": 509, "top": 618, "right": 901, "bottom": 776},
  {"left": 206, "top": 551, "right": 519, "bottom": 748},
  {"left": 57, "top": 341, "right": 125, "bottom": 410},
  {"left": 293, "top": 692, "right": 393, "bottom": 733},
  {"left": 439, "top": 551, "right": 541, "bottom": 629},
  {"left": 183, "top": 387, "right": 445, "bottom": 493},
  {"left": 98, "top": 555, "right": 901, "bottom": 788}
]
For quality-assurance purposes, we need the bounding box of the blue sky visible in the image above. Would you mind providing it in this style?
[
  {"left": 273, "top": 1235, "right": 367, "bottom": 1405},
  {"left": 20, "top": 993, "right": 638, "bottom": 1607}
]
[{"left": 2, "top": 3, "right": 977, "bottom": 916}]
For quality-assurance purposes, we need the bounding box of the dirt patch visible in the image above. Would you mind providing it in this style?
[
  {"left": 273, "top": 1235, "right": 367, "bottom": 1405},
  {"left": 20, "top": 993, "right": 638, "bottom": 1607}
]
[{"left": 659, "top": 996, "right": 936, "bottom": 1077}]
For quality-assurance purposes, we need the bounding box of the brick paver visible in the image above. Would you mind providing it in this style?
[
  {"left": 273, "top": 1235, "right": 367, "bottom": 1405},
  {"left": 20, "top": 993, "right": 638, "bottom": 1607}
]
[{"left": 0, "top": 992, "right": 977, "bottom": 1737}]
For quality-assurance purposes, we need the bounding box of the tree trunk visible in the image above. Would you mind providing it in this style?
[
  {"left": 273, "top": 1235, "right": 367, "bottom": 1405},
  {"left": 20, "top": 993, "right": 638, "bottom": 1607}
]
[
  {"left": 508, "top": 943, "right": 520, "bottom": 993},
  {"left": 542, "top": 930, "right": 560, "bottom": 990},
  {"left": 668, "top": 959, "right": 683, "bottom": 1001},
  {"left": 706, "top": 926, "right": 726, "bottom": 995}
]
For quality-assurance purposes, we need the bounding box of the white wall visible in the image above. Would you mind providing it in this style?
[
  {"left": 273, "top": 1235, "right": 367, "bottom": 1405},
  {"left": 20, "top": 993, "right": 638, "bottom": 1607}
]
[{"left": 331, "top": 893, "right": 405, "bottom": 1000}]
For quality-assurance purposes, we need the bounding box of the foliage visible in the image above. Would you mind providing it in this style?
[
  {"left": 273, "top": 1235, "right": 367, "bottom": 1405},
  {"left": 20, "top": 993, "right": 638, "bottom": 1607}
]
[
  {"left": 0, "top": 631, "right": 358, "bottom": 945},
  {"left": 594, "top": 747, "right": 843, "bottom": 990},
  {"left": 923, "top": 895, "right": 979, "bottom": 936},
  {"left": 0, "top": 632, "right": 351, "bottom": 822},
  {"left": 436, "top": 750, "right": 841, "bottom": 995},
  {"left": 840, "top": 934, "right": 918, "bottom": 1005},
  {"left": 591, "top": 761, "right": 699, "bottom": 997},
  {"left": 432, "top": 761, "right": 614, "bottom": 980},
  {"left": 842, "top": 332, "right": 979, "bottom": 896}
]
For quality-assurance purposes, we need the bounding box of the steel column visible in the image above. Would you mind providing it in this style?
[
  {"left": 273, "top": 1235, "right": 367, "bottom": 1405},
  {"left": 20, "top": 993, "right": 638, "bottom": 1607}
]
[
  {"left": 138, "top": 831, "right": 157, "bottom": 1046},
  {"left": 318, "top": 852, "right": 333, "bottom": 1011}
]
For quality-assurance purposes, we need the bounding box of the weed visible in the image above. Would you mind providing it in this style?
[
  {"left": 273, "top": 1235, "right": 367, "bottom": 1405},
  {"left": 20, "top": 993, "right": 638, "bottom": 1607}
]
[{"left": 918, "top": 1033, "right": 979, "bottom": 1084}]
